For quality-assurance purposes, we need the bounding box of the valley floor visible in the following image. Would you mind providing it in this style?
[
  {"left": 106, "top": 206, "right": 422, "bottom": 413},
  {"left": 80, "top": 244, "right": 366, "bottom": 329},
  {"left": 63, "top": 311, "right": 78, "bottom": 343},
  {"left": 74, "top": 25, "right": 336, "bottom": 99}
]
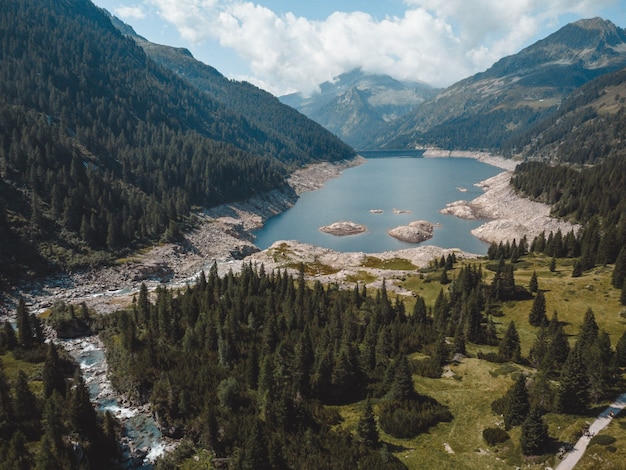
[{"left": 4, "top": 152, "right": 578, "bottom": 316}]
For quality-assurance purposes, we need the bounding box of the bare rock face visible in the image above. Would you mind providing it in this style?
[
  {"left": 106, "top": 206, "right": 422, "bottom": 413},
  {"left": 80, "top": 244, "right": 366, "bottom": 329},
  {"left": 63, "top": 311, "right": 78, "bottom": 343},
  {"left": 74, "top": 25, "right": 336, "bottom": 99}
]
[
  {"left": 320, "top": 221, "right": 367, "bottom": 236},
  {"left": 388, "top": 220, "right": 435, "bottom": 243}
]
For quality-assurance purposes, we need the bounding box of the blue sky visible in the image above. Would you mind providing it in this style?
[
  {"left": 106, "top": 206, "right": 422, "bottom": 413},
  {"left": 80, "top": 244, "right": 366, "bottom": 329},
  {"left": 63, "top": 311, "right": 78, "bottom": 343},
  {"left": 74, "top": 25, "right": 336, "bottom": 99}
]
[{"left": 92, "top": 0, "right": 626, "bottom": 96}]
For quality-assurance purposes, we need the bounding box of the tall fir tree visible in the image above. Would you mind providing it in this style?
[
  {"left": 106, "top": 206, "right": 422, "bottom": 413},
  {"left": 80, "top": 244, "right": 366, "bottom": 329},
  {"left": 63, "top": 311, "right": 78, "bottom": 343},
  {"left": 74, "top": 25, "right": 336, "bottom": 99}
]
[
  {"left": 520, "top": 406, "right": 549, "bottom": 456},
  {"left": 528, "top": 290, "right": 547, "bottom": 327},
  {"left": 16, "top": 298, "right": 32, "bottom": 349},
  {"left": 528, "top": 270, "right": 538, "bottom": 293},
  {"left": 557, "top": 343, "right": 590, "bottom": 414},
  {"left": 504, "top": 374, "right": 530, "bottom": 429},
  {"left": 612, "top": 246, "right": 626, "bottom": 289},
  {"left": 357, "top": 400, "right": 380, "bottom": 448},
  {"left": 498, "top": 321, "right": 521, "bottom": 362}
]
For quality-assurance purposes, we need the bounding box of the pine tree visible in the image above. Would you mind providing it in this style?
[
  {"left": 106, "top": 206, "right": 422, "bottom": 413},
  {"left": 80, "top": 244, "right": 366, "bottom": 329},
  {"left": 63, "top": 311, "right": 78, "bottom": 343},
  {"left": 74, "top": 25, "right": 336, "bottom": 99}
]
[
  {"left": 578, "top": 308, "right": 599, "bottom": 348},
  {"left": 612, "top": 246, "right": 626, "bottom": 289},
  {"left": 572, "top": 260, "right": 583, "bottom": 278},
  {"left": 498, "top": 321, "right": 521, "bottom": 362},
  {"left": 386, "top": 356, "right": 416, "bottom": 402},
  {"left": 13, "top": 370, "right": 38, "bottom": 429},
  {"left": 549, "top": 256, "right": 557, "bottom": 272},
  {"left": 440, "top": 267, "right": 450, "bottom": 285},
  {"left": 6, "top": 430, "right": 31, "bottom": 470},
  {"left": 70, "top": 370, "right": 98, "bottom": 440},
  {"left": 528, "top": 270, "right": 538, "bottom": 293},
  {"left": 520, "top": 406, "right": 549, "bottom": 455},
  {"left": 16, "top": 298, "right": 32, "bottom": 349},
  {"left": 241, "top": 420, "right": 270, "bottom": 470},
  {"left": 548, "top": 325, "right": 570, "bottom": 372},
  {"left": 43, "top": 343, "right": 66, "bottom": 398},
  {"left": 528, "top": 290, "right": 547, "bottom": 326},
  {"left": 357, "top": 400, "right": 380, "bottom": 448},
  {"left": 615, "top": 331, "right": 626, "bottom": 368},
  {"left": 557, "top": 343, "right": 590, "bottom": 414},
  {"left": 504, "top": 374, "right": 529, "bottom": 429},
  {"left": 3, "top": 321, "right": 17, "bottom": 351}
]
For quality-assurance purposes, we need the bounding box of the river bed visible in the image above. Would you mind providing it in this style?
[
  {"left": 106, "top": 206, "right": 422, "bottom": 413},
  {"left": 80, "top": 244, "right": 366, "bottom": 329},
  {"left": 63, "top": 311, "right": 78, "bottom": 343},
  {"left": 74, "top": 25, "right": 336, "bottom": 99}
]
[{"left": 59, "top": 336, "right": 171, "bottom": 468}]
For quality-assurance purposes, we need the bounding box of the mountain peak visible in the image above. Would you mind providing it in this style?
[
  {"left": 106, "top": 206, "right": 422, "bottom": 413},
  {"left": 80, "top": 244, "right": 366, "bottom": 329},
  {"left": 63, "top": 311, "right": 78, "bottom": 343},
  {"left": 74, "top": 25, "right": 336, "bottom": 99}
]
[{"left": 573, "top": 17, "right": 617, "bottom": 32}]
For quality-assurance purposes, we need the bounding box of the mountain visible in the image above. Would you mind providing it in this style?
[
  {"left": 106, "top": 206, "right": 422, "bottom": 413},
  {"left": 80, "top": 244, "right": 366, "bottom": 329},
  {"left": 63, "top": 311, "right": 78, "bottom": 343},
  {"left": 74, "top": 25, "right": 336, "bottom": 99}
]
[
  {"left": 378, "top": 18, "right": 626, "bottom": 151},
  {"left": 109, "top": 16, "right": 353, "bottom": 166},
  {"left": 503, "top": 66, "right": 626, "bottom": 163},
  {"left": 280, "top": 69, "right": 438, "bottom": 149},
  {"left": 0, "top": 0, "right": 354, "bottom": 282}
]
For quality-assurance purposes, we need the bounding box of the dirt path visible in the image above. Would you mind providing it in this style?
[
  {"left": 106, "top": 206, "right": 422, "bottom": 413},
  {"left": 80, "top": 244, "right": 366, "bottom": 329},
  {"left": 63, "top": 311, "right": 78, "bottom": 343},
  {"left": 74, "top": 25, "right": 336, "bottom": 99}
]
[{"left": 556, "top": 392, "right": 626, "bottom": 470}]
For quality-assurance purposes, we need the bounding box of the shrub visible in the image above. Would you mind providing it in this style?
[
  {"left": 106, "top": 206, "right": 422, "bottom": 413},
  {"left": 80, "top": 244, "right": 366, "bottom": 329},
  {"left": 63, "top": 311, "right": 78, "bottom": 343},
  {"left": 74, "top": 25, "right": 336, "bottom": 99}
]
[
  {"left": 491, "top": 396, "right": 508, "bottom": 416},
  {"left": 482, "top": 427, "right": 510, "bottom": 446},
  {"left": 378, "top": 399, "right": 452, "bottom": 439},
  {"left": 413, "top": 357, "right": 442, "bottom": 378},
  {"left": 477, "top": 351, "right": 506, "bottom": 363},
  {"left": 589, "top": 434, "right": 617, "bottom": 446}
]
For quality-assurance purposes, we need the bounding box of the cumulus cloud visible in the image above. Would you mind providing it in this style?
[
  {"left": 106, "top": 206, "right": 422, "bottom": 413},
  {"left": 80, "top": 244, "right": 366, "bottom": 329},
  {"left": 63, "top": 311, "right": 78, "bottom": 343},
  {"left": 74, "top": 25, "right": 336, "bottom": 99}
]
[
  {"left": 147, "top": 0, "right": 618, "bottom": 96},
  {"left": 115, "top": 5, "right": 146, "bottom": 20}
]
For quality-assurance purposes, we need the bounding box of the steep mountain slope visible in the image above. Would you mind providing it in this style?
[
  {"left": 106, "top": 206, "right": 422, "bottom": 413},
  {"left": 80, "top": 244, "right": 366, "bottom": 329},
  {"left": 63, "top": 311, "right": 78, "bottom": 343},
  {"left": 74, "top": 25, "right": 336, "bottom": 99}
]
[
  {"left": 280, "top": 69, "right": 437, "bottom": 149},
  {"left": 0, "top": 0, "right": 354, "bottom": 282},
  {"left": 110, "top": 16, "right": 354, "bottom": 165},
  {"left": 379, "top": 18, "right": 626, "bottom": 151},
  {"left": 503, "top": 66, "right": 626, "bottom": 163}
]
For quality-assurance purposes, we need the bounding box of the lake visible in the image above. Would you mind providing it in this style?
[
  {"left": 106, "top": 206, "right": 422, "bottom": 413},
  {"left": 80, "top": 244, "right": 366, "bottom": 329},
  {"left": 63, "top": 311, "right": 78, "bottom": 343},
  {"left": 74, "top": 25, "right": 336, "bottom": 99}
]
[{"left": 253, "top": 157, "right": 502, "bottom": 254}]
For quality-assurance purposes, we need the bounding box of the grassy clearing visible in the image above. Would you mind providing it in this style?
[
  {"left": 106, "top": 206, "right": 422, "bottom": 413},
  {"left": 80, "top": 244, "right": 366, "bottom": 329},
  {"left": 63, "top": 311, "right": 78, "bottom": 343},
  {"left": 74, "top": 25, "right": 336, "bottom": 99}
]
[
  {"left": 362, "top": 256, "right": 417, "bottom": 271},
  {"left": 333, "top": 253, "right": 626, "bottom": 469},
  {"left": 345, "top": 270, "right": 377, "bottom": 284}
]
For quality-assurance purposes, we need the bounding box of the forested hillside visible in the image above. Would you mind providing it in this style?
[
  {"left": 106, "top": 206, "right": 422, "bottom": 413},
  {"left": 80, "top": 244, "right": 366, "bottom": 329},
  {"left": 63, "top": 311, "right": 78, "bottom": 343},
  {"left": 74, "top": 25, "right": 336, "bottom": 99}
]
[
  {"left": 111, "top": 17, "right": 353, "bottom": 166},
  {"left": 508, "top": 64, "right": 626, "bottom": 291},
  {"left": 502, "top": 66, "right": 626, "bottom": 163},
  {"left": 377, "top": 18, "right": 626, "bottom": 151},
  {"left": 0, "top": 0, "right": 354, "bottom": 284}
]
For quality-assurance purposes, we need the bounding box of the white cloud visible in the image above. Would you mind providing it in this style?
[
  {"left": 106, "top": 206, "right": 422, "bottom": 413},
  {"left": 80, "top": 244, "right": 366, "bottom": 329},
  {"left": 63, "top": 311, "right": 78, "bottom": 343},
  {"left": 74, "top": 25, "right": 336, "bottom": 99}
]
[
  {"left": 115, "top": 5, "right": 146, "bottom": 20},
  {"left": 147, "top": 0, "right": 619, "bottom": 96}
]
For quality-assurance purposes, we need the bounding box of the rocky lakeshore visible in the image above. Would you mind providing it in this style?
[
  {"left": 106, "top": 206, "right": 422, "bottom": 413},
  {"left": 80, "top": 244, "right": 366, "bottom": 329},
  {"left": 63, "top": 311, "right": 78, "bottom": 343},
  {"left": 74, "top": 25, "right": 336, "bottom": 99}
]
[
  {"left": 441, "top": 171, "right": 580, "bottom": 244},
  {"left": 1, "top": 157, "right": 364, "bottom": 316},
  {"left": 3, "top": 152, "right": 583, "bottom": 316}
]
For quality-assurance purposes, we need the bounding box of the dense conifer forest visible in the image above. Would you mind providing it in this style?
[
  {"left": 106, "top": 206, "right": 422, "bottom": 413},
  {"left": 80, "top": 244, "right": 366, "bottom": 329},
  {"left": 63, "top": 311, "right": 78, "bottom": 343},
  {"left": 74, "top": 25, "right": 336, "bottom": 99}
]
[
  {"left": 0, "top": 0, "right": 354, "bottom": 283},
  {"left": 99, "top": 263, "right": 453, "bottom": 468}
]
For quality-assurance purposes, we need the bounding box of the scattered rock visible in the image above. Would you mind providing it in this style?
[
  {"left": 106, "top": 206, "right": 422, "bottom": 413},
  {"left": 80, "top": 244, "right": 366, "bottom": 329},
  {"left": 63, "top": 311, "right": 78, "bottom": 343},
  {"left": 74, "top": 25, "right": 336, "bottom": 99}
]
[
  {"left": 388, "top": 220, "right": 435, "bottom": 243},
  {"left": 440, "top": 200, "right": 481, "bottom": 220},
  {"left": 320, "top": 221, "right": 367, "bottom": 236}
]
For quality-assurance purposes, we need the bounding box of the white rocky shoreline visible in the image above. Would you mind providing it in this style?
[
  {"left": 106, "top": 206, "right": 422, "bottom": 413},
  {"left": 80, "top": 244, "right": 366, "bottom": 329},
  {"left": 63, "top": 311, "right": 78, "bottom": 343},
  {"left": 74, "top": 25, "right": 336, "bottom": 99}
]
[{"left": 3, "top": 151, "right": 578, "bottom": 315}]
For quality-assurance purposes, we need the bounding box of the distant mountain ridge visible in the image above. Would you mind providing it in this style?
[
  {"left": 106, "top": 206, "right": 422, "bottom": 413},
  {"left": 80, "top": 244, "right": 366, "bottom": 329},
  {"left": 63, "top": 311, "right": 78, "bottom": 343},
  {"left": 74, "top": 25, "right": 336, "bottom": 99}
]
[
  {"left": 377, "top": 17, "right": 626, "bottom": 151},
  {"left": 280, "top": 69, "right": 438, "bottom": 149}
]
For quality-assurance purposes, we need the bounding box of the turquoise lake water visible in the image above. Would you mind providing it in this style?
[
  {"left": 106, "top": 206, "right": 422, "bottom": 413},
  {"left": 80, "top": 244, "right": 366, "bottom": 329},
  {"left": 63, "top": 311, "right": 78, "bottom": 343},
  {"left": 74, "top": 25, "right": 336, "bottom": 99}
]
[{"left": 253, "top": 157, "right": 502, "bottom": 254}]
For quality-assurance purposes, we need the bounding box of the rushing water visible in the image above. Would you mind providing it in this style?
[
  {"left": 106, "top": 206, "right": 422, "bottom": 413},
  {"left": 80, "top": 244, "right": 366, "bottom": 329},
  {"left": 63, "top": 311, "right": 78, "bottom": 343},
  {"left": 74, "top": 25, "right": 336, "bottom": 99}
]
[
  {"left": 254, "top": 157, "right": 502, "bottom": 254},
  {"left": 61, "top": 337, "right": 167, "bottom": 469}
]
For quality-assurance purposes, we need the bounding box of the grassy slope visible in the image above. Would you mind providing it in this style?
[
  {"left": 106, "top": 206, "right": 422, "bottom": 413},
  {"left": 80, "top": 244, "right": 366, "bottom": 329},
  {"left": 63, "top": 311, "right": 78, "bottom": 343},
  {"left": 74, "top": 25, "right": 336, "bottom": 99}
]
[{"left": 335, "top": 253, "right": 626, "bottom": 469}]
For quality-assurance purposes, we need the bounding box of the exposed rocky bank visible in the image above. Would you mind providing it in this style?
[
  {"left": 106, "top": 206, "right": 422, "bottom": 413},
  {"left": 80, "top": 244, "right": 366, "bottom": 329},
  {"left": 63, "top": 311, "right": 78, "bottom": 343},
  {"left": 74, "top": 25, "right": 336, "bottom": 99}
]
[
  {"left": 441, "top": 171, "right": 580, "bottom": 243},
  {"left": 3, "top": 152, "right": 579, "bottom": 315}
]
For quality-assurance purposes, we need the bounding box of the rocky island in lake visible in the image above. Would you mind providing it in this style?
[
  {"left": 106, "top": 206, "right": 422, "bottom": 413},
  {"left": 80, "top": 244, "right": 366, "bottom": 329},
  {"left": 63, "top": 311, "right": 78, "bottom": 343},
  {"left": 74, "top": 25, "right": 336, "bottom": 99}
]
[
  {"left": 388, "top": 220, "right": 435, "bottom": 243},
  {"left": 320, "top": 221, "right": 367, "bottom": 236}
]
